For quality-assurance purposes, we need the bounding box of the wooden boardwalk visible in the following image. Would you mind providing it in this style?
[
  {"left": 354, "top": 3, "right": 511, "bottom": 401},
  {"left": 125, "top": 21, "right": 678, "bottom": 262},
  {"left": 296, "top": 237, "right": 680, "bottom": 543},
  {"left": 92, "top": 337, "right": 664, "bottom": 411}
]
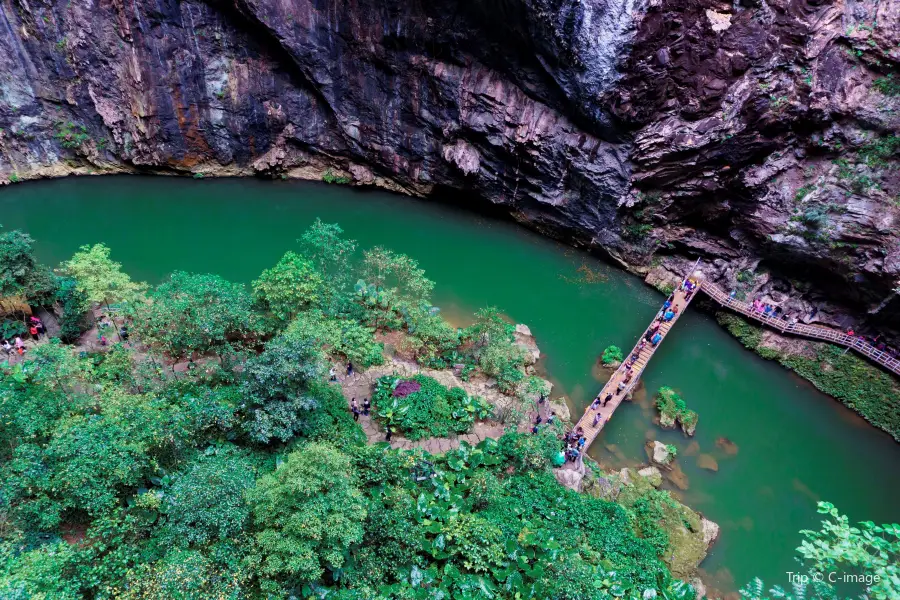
[
  {"left": 701, "top": 281, "right": 900, "bottom": 376},
  {"left": 574, "top": 272, "right": 699, "bottom": 451}
]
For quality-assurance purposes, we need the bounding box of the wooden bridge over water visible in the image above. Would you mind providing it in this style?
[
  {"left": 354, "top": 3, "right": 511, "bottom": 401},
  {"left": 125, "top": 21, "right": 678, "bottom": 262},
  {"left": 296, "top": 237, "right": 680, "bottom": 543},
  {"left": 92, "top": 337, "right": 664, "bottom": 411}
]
[
  {"left": 574, "top": 266, "right": 900, "bottom": 452},
  {"left": 573, "top": 264, "right": 701, "bottom": 450}
]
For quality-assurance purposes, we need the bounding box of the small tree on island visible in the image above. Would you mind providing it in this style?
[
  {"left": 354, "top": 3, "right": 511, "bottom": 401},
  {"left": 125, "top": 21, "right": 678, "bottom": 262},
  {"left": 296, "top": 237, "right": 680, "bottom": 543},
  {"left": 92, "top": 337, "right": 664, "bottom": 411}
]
[{"left": 601, "top": 344, "right": 624, "bottom": 366}]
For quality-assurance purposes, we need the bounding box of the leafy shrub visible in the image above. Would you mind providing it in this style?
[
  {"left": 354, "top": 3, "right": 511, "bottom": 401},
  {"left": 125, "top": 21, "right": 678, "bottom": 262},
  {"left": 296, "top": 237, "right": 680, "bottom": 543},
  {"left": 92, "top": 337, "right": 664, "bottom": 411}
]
[
  {"left": 372, "top": 374, "right": 491, "bottom": 440},
  {"left": 799, "top": 207, "right": 828, "bottom": 228},
  {"left": 601, "top": 344, "right": 624, "bottom": 365},
  {"left": 624, "top": 223, "right": 653, "bottom": 239},
  {"left": 1, "top": 318, "right": 26, "bottom": 340},
  {"left": 322, "top": 169, "right": 351, "bottom": 184},
  {"left": 156, "top": 445, "right": 257, "bottom": 546},
  {"left": 496, "top": 430, "right": 560, "bottom": 472},
  {"left": 114, "top": 548, "right": 248, "bottom": 599},
  {"left": 54, "top": 121, "right": 91, "bottom": 149}
]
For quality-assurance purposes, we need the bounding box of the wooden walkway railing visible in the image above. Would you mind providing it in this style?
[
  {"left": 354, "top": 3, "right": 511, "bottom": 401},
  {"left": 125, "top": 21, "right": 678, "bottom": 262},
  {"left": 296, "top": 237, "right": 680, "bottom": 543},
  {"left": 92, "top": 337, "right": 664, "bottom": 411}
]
[
  {"left": 700, "top": 281, "right": 900, "bottom": 376},
  {"left": 574, "top": 264, "right": 700, "bottom": 451}
]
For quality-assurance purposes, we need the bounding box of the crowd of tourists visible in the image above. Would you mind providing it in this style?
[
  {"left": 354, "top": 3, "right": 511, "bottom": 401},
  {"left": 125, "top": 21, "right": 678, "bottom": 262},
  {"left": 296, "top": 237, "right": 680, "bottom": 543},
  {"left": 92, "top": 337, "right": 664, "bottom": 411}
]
[
  {"left": 734, "top": 292, "right": 900, "bottom": 360},
  {"left": 2, "top": 316, "right": 45, "bottom": 358}
]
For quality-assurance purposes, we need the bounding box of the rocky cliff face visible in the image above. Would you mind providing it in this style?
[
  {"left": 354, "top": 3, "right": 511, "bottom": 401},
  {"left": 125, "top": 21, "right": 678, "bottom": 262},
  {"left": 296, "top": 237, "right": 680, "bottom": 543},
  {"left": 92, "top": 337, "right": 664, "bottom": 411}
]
[{"left": 0, "top": 0, "right": 898, "bottom": 334}]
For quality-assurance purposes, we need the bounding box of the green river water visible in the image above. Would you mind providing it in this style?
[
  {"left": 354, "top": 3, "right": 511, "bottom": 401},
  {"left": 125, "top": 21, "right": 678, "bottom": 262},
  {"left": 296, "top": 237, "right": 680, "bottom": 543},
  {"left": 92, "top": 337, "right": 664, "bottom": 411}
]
[{"left": 2, "top": 176, "right": 898, "bottom": 593}]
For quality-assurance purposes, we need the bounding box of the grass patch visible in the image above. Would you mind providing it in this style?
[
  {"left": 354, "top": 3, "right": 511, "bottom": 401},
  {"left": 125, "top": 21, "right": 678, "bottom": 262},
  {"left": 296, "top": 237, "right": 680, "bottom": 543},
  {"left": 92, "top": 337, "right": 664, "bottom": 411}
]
[{"left": 874, "top": 74, "right": 900, "bottom": 96}]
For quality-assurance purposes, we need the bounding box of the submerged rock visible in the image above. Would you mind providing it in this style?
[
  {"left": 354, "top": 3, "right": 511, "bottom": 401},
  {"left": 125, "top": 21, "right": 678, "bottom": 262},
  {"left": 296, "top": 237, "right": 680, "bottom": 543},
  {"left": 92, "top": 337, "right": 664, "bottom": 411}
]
[
  {"left": 697, "top": 454, "right": 719, "bottom": 472},
  {"left": 716, "top": 437, "right": 740, "bottom": 456}
]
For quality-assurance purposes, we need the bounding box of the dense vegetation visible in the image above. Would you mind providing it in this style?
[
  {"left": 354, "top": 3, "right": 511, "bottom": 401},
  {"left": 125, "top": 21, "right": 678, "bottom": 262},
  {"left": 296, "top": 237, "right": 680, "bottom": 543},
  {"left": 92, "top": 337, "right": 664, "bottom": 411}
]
[
  {"left": 1, "top": 223, "right": 893, "bottom": 599},
  {"left": 716, "top": 313, "right": 900, "bottom": 441},
  {"left": 0, "top": 223, "right": 691, "bottom": 599},
  {"left": 372, "top": 374, "right": 492, "bottom": 440}
]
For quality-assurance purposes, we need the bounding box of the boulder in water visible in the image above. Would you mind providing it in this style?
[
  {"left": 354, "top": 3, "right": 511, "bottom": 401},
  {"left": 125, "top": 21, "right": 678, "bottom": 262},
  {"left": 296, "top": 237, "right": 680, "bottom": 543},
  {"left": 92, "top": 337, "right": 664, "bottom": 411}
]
[{"left": 647, "top": 440, "right": 676, "bottom": 466}]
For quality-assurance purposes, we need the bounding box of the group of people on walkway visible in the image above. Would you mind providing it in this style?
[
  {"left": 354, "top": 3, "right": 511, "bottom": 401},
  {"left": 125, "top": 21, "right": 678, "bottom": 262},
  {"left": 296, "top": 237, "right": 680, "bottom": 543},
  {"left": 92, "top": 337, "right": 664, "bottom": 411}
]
[
  {"left": 2, "top": 316, "right": 45, "bottom": 359},
  {"left": 561, "top": 426, "right": 586, "bottom": 462},
  {"left": 734, "top": 293, "right": 900, "bottom": 360},
  {"left": 349, "top": 397, "right": 371, "bottom": 422},
  {"left": 845, "top": 330, "right": 900, "bottom": 359}
]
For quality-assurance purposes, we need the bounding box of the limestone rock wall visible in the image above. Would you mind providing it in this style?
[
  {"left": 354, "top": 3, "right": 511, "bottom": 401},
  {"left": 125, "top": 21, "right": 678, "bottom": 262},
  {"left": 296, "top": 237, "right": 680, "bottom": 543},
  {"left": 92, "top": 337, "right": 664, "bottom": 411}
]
[{"left": 0, "top": 0, "right": 898, "bottom": 333}]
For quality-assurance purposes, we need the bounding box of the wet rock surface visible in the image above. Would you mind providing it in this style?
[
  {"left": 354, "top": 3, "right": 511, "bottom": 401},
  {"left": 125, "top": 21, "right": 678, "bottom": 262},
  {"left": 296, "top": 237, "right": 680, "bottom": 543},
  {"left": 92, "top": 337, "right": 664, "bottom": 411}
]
[{"left": 1, "top": 0, "right": 898, "bottom": 338}]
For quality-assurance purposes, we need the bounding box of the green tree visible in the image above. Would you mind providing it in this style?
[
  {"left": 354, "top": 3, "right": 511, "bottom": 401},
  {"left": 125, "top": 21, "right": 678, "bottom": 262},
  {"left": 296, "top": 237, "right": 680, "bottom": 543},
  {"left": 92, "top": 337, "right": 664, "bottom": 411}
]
[
  {"left": 0, "top": 228, "right": 56, "bottom": 304},
  {"left": 297, "top": 219, "right": 356, "bottom": 305},
  {"left": 61, "top": 243, "right": 146, "bottom": 310},
  {"left": 241, "top": 335, "right": 325, "bottom": 443},
  {"left": 0, "top": 228, "right": 34, "bottom": 296},
  {"left": 246, "top": 443, "right": 366, "bottom": 592},
  {"left": 5, "top": 410, "right": 154, "bottom": 529},
  {"left": 55, "top": 276, "right": 89, "bottom": 342},
  {"left": 252, "top": 251, "right": 325, "bottom": 321},
  {"left": 157, "top": 446, "right": 257, "bottom": 546},
  {"left": 136, "top": 272, "right": 255, "bottom": 362},
  {"left": 362, "top": 247, "right": 434, "bottom": 305}
]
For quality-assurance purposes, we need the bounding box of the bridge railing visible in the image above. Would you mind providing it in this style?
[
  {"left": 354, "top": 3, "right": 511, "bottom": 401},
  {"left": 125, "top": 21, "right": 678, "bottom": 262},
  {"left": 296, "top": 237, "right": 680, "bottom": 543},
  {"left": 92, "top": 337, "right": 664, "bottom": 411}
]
[{"left": 700, "top": 281, "right": 900, "bottom": 376}]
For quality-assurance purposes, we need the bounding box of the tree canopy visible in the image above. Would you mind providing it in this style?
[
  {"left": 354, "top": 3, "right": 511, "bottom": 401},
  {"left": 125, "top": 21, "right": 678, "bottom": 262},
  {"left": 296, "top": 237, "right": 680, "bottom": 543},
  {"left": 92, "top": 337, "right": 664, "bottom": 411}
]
[
  {"left": 61, "top": 243, "right": 145, "bottom": 307},
  {"left": 253, "top": 251, "right": 325, "bottom": 321},
  {"left": 135, "top": 271, "right": 256, "bottom": 361}
]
